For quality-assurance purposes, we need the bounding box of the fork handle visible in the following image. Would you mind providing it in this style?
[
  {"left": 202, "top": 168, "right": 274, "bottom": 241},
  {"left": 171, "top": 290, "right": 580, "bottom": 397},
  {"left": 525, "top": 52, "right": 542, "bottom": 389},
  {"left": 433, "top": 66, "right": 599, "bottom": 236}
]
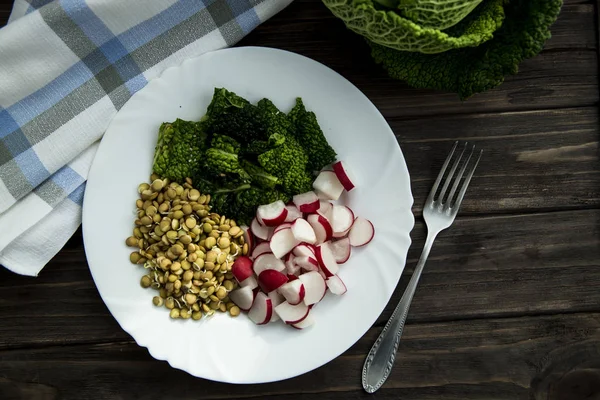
[{"left": 361, "top": 230, "right": 438, "bottom": 393}]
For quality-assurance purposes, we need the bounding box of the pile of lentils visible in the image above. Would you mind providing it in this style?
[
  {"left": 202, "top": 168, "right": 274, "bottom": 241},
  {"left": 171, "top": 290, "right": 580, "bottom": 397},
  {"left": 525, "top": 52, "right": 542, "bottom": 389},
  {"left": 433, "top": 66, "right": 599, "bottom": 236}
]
[{"left": 125, "top": 174, "right": 249, "bottom": 320}]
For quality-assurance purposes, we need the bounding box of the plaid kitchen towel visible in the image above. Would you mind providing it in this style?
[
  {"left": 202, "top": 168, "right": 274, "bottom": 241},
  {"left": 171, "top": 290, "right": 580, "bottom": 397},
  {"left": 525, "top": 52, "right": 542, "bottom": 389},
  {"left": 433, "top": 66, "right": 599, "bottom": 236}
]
[{"left": 0, "top": 0, "right": 293, "bottom": 276}]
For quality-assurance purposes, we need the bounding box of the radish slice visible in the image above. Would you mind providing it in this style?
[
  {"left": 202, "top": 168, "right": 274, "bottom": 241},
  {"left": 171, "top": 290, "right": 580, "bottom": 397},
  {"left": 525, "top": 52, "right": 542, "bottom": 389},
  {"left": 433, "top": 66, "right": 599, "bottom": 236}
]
[
  {"left": 268, "top": 291, "right": 285, "bottom": 322},
  {"left": 348, "top": 217, "right": 375, "bottom": 247},
  {"left": 293, "top": 243, "right": 316, "bottom": 258},
  {"left": 332, "top": 161, "right": 356, "bottom": 191},
  {"left": 291, "top": 313, "right": 315, "bottom": 329},
  {"left": 229, "top": 286, "right": 255, "bottom": 311},
  {"left": 231, "top": 256, "right": 254, "bottom": 283},
  {"left": 295, "top": 256, "right": 319, "bottom": 272},
  {"left": 330, "top": 238, "right": 351, "bottom": 264},
  {"left": 251, "top": 218, "right": 273, "bottom": 241},
  {"left": 326, "top": 275, "right": 347, "bottom": 295},
  {"left": 315, "top": 242, "right": 340, "bottom": 277},
  {"left": 298, "top": 271, "right": 326, "bottom": 306},
  {"left": 291, "top": 218, "right": 317, "bottom": 245},
  {"left": 253, "top": 253, "right": 285, "bottom": 276},
  {"left": 270, "top": 228, "right": 299, "bottom": 259},
  {"left": 251, "top": 242, "right": 272, "bottom": 260},
  {"left": 274, "top": 223, "right": 293, "bottom": 233},
  {"left": 307, "top": 214, "right": 333, "bottom": 244},
  {"left": 284, "top": 204, "right": 303, "bottom": 223},
  {"left": 312, "top": 171, "right": 344, "bottom": 201},
  {"left": 258, "top": 269, "right": 288, "bottom": 293},
  {"left": 239, "top": 275, "right": 258, "bottom": 290},
  {"left": 287, "top": 274, "right": 299, "bottom": 281},
  {"left": 257, "top": 200, "right": 288, "bottom": 227},
  {"left": 278, "top": 279, "right": 305, "bottom": 305},
  {"left": 248, "top": 292, "right": 273, "bottom": 325},
  {"left": 293, "top": 191, "right": 320, "bottom": 213},
  {"left": 285, "top": 254, "right": 301, "bottom": 276},
  {"left": 274, "top": 301, "right": 309, "bottom": 324},
  {"left": 331, "top": 205, "right": 355, "bottom": 238},
  {"left": 317, "top": 201, "right": 333, "bottom": 216}
]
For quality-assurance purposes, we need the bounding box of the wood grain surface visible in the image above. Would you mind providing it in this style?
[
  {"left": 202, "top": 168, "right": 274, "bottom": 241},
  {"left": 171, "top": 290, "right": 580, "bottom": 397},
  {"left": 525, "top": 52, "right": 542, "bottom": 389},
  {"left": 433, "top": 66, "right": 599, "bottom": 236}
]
[{"left": 0, "top": 1, "right": 599, "bottom": 399}]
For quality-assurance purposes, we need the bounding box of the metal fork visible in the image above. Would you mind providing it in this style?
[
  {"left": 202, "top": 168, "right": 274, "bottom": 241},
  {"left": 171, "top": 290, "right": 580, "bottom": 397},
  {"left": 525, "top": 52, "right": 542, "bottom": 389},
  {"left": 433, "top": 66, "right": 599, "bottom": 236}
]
[{"left": 361, "top": 141, "right": 482, "bottom": 394}]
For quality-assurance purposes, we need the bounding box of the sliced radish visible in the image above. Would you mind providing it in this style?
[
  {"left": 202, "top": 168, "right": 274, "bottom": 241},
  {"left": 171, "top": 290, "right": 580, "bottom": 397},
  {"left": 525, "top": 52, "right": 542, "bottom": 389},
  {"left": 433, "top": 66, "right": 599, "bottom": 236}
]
[
  {"left": 257, "top": 200, "right": 288, "bottom": 227},
  {"left": 295, "top": 256, "right": 319, "bottom": 272},
  {"left": 231, "top": 256, "right": 254, "bottom": 283},
  {"left": 239, "top": 275, "right": 258, "bottom": 290},
  {"left": 253, "top": 253, "right": 285, "bottom": 276},
  {"left": 316, "top": 200, "right": 333, "bottom": 216},
  {"left": 298, "top": 271, "right": 326, "bottom": 306},
  {"left": 315, "top": 189, "right": 330, "bottom": 201},
  {"left": 312, "top": 171, "right": 344, "bottom": 201},
  {"left": 326, "top": 275, "right": 347, "bottom": 295},
  {"left": 293, "top": 243, "right": 316, "bottom": 258},
  {"left": 291, "top": 218, "right": 317, "bottom": 245},
  {"left": 315, "top": 242, "right": 339, "bottom": 277},
  {"left": 229, "top": 286, "right": 255, "bottom": 311},
  {"left": 287, "top": 274, "right": 299, "bottom": 281},
  {"left": 330, "top": 238, "right": 351, "bottom": 264},
  {"left": 268, "top": 291, "right": 285, "bottom": 322},
  {"left": 293, "top": 191, "right": 320, "bottom": 213},
  {"left": 248, "top": 292, "right": 273, "bottom": 325},
  {"left": 285, "top": 254, "right": 301, "bottom": 276},
  {"left": 269, "top": 228, "right": 299, "bottom": 259},
  {"left": 251, "top": 242, "right": 272, "bottom": 260},
  {"left": 284, "top": 204, "right": 303, "bottom": 223},
  {"left": 258, "top": 269, "right": 288, "bottom": 293},
  {"left": 332, "top": 160, "right": 356, "bottom": 191},
  {"left": 331, "top": 205, "right": 355, "bottom": 238},
  {"left": 274, "top": 301, "right": 309, "bottom": 324},
  {"left": 251, "top": 217, "right": 273, "bottom": 241},
  {"left": 307, "top": 214, "right": 333, "bottom": 244},
  {"left": 291, "top": 313, "right": 315, "bottom": 329},
  {"left": 348, "top": 217, "right": 375, "bottom": 247},
  {"left": 274, "top": 223, "right": 293, "bottom": 233},
  {"left": 277, "top": 279, "right": 305, "bottom": 305}
]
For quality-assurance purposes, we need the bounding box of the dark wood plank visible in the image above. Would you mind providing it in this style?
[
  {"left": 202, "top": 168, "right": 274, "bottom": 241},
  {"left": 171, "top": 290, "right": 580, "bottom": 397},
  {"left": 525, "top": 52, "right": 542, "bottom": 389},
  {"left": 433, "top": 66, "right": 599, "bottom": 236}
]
[
  {"left": 1, "top": 209, "right": 598, "bottom": 350},
  {"left": 0, "top": 0, "right": 11, "bottom": 27},
  {"left": 1, "top": 312, "right": 599, "bottom": 400},
  {"left": 398, "top": 107, "right": 600, "bottom": 215}
]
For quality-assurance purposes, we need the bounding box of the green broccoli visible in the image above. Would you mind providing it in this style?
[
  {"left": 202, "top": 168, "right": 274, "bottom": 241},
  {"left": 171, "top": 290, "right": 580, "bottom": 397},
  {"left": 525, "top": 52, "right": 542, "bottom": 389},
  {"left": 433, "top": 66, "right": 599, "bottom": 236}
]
[
  {"left": 152, "top": 118, "right": 208, "bottom": 182},
  {"left": 288, "top": 98, "right": 337, "bottom": 172}
]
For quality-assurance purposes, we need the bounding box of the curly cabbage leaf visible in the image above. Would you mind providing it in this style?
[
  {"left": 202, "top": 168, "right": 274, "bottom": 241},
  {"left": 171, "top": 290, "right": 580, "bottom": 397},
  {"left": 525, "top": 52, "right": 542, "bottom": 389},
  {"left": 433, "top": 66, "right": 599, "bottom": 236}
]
[{"left": 396, "top": 0, "right": 484, "bottom": 30}]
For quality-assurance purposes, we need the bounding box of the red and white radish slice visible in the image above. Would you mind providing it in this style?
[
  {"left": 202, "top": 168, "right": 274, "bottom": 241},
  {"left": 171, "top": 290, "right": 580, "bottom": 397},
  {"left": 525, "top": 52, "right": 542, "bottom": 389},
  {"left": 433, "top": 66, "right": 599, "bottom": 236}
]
[
  {"left": 314, "top": 242, "right": 340, "bottom": 277},
  {"left": 258, "top": 269, "right": 288, "bottom": 293},
  {"left": 330, "top": 238, "right": 351, "bottom": 264},
  {"left": 292, "top": 191, "right": 320, "bottom": 213},
  {"left": 298, "top": 271, "right": 327, "bottom": 306},
  {"left": 295, "top": 256, "right": 319, "bottom": 272},
  {"left": 268, "top": 291, "right": 285, "bottom": 322},
  {"left": 293, "top": 243, "right": 316, "bottom": 258},
  {"left": 270, "top": 228, "right": 299, "bottom": 259},
  {"left": 291, "top": 313, "right": 315, "bottom": 329},
  {"left": 248, "top": 292, "right": 273, "bottom": 325},
  {"left": 257, "top": 200, "right": 288, "bottom": 227},
  {"left": 274, "top": 301, "right": 309, "bottom": 324},
  {"left": 251, "top": 217, "right": 273, "bottom": 241},
  {"left": 312, "top": 171, "right": 344, "bottom": 201},
  {"left": 287, "top": 274, "right": 299, "bottom": 281},
  {"left": 229, "top": 285, "right": 255, "bottom": 311},
  {"left": 253, "top": 253, "right": 285, "bottom": 276},
  {"left": 291, "top": 218, "right": 317, "bottom": 245},
  {"left": 231, "top": 256, "right": 254, "bottom": 283},
  {"left": 326, "top": 275, "right": 347, "bottom": 295},
  {"left": 277, "top": 279, "right": 305, "bottom": 305},
  {"left": 348, "top": 217, "right": 375, "bottom": 247},
  {"left": 285, "top": 254, "right": 301, "bottom": 276},
  {"left": 307, "top": 214, "right": 332, "bottom": 244},
  {"left": 332, "top": 160, "right": 356, "bottom": 191},
  {"left": 239, "top": 275, "right": 258, "bottom": 290},
  {"left": 331, "top": 205, "right": 355, "bottom": 238},
  {"left": 284, "top": 204, "right": 303, "bottom": 223},
  {"left": 317, "top": 200, "right": 333, "bottom": 217},
  {"left": 274, "top": 223, "right": 293, "bottom": 233},
  {"left": 251, "top": 242, "right": 272, "bottom": 260}
]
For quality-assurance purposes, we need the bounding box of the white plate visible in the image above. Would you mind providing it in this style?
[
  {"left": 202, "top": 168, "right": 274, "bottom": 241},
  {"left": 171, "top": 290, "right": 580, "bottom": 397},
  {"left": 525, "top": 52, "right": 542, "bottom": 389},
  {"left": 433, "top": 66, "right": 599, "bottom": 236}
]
[{"left": 83, "top": 47, "right": 414, "bottom": 384}]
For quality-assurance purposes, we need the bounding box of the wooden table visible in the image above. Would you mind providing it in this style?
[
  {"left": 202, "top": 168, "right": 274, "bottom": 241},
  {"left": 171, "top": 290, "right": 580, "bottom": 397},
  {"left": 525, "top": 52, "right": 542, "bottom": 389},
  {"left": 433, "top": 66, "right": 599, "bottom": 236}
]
[{"left": 1, "top": 1, "right": 599, "bottom": 399}]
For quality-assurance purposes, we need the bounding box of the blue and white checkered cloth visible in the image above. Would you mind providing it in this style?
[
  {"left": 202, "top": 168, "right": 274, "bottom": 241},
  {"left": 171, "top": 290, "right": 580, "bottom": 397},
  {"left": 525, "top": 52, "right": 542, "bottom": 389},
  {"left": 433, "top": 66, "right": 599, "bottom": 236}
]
[{"left": 0, "top": 0, "right": 292, "bottom": 276}]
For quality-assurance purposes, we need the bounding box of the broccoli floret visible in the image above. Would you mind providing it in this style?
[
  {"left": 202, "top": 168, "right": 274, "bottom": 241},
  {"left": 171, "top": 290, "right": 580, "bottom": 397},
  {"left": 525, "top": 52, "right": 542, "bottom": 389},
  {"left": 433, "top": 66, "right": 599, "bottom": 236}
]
[
  {"left": 152, "top": 118, "right": 208, "bottom": 182},
  {"left": 288, "top": 98, "right": 337, "bottom": 172}
]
